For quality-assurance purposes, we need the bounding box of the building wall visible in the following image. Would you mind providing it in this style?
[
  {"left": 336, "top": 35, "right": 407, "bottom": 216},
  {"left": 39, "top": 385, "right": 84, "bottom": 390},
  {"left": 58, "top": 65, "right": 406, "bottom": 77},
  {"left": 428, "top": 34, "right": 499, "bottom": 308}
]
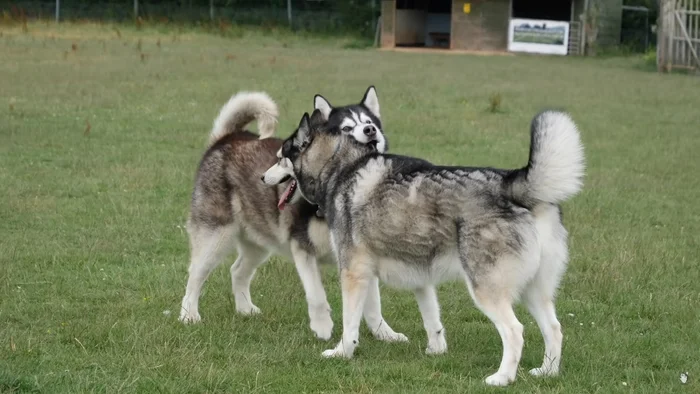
[
  {"left": 451, "top": 0, "right": 511, "bottom": 51},
  {"left": 380, "top": 0, "right": 618, "bottom": 53},
  {"left": 381, "top": 0, "right": 395, "bottom": 48}
]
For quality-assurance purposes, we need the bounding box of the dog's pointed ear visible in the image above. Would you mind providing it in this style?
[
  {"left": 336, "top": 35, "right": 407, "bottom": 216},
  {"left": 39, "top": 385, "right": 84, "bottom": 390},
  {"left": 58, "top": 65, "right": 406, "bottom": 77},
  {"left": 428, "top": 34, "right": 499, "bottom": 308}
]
[
  {"left": 361, "top": 86, "right": 380, "bottom": 119},
  {"left": 293, "top": 113, "right": 312, "bottom": 148},
  {"left": 309, "top": 109, "right": 325, "bottom": 127},
  {"left": 314, "top": 94, "right": 333, "bottom": 120}
]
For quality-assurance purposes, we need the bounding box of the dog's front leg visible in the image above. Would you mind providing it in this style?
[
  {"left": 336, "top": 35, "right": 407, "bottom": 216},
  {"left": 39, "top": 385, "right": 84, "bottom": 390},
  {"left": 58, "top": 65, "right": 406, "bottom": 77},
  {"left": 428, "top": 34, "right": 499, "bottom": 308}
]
[
  {"left": 322, "top": 248, "right": 371, "bottom": 359},
  {"left": 290, "top": 240, "right": 333, "bottom": 340}
]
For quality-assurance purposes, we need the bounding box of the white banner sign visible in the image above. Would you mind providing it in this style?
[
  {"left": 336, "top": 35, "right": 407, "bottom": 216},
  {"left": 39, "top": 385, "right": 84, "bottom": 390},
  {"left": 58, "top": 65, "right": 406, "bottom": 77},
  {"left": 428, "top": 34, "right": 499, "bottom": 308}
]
[{"left": 508, "top": 18, "right": 570, "bottom": 55}]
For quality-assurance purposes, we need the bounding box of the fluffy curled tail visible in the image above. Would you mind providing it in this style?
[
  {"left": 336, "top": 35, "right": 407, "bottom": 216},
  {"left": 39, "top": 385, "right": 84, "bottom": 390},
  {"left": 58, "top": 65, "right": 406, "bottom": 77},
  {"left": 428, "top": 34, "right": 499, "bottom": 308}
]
[
  {"left": 508, "top": 111, "right": 585, "bottom": 207},
  {"left": 208, "top": 91, "right": 278, "bottom": 146}
]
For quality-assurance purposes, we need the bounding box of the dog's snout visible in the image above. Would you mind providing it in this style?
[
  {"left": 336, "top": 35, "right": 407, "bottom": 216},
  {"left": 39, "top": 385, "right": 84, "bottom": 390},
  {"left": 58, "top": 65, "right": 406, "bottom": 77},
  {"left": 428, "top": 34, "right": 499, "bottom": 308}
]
[
  {"left": 363, "top": 125, "right": 377, "bottom": 136},
  {"left": 260, "top": 175, "right": 265, "bottom": 183}
]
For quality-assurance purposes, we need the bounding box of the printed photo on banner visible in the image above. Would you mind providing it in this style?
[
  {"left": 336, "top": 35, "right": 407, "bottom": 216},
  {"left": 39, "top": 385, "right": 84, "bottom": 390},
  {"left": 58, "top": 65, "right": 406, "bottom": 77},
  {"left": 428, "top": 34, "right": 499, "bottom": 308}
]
[{"left": 508, "top": 18, "right": 570, "bottom": 56}]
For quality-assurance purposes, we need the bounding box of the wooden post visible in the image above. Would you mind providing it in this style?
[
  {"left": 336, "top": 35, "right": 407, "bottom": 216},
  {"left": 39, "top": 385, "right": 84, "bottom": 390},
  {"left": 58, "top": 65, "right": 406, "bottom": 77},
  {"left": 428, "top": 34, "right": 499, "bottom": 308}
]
[
  {"left": 659, "top": 0, "right": 673, "bottom": 72},
  {"left": 657, "top": 0, "right": 664, "bottom": 71},
  {"left": 644, "top": 9, "right": 649, "bottom": 51},
  {"left": 287, "top": 0, "right": 293, "bottom": 28},
  {"left": 374, "top": 16, "right": 381, "bottom": 47},
  {"left": 210, "top": 0, "right": 214, "bottom": 21},
  {"left": 570, "top": 0, "right": 574, "bottom": 22},
  {"left": 582, "top": 0, "right": 589, "bottom": 55},
  {"left": 134, "top": 0, "right": 139, "bottom": 19},
  {"left": 55, "top": 0, "right": 60, "bottom": 22}
]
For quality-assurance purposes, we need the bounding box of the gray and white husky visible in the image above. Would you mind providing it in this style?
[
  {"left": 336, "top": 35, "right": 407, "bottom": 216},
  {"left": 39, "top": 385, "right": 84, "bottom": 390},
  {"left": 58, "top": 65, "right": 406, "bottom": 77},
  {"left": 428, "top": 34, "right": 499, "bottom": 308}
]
[
  {"left": 180, "top": 87, "right": 407, "bottom": 344},
  {"left": 263, "top": 110, "right": 585, "bottom": 386}
]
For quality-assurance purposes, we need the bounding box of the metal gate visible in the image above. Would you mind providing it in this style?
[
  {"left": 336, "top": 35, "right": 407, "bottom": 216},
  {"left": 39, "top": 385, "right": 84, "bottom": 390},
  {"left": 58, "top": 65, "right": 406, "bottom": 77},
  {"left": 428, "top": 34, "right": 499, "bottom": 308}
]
[{"left": 658, "top": 0, "right": 700, "bottom": 72}]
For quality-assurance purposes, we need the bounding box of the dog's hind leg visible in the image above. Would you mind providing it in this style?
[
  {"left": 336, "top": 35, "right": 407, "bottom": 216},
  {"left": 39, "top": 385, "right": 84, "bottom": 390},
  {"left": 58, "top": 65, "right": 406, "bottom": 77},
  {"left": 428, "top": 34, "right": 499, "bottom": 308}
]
[
  {"left": 414, "top": 286, "right": 447, "bottom": 354},
  {"left": 459, "top": 221, "right": 536, "bottom": 386},
  {"left": 460, "top": 249, "right": 526, "bottom": 386},
  {"left": 291, "top": 241, "right": 333, "bottom": 340},
  {"left": 469, "top": 282, "right": 524, "bottom": 387},
  {"left": 525, "top": 208, "right": 568, "bottom": 377},
  {"left": 180, "top": 224, "right": 236, "bottom": 323},
  {"left": 230, "top": 238, "right": 270, "bottom": 315},
  {"left": 363, "top": 276, "right": 408, "bottom": 343},
  {"left": 524, "top": 288, "right": 563, "bottom": 377},
  {"left": 322, "top": 248, "right": 372, "bottom": 359}
]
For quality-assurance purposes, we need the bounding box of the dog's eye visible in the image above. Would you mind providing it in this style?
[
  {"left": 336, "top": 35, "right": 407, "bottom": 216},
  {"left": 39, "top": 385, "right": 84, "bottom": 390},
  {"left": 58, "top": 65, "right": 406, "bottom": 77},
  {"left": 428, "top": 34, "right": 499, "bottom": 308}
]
[{"left": 342, "top": 126, "right": 352, "bottom": 132}]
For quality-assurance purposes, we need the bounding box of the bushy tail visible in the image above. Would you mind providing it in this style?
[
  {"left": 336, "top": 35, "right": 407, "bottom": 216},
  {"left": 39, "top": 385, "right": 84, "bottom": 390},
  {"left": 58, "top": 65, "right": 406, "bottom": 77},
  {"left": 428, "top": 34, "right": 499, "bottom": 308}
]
[
  {"left": 508, "top": 111, "right": 585, "bottom": 207},
  {"left": 208, "top": 91, "right": 278, "bottom": 146}
]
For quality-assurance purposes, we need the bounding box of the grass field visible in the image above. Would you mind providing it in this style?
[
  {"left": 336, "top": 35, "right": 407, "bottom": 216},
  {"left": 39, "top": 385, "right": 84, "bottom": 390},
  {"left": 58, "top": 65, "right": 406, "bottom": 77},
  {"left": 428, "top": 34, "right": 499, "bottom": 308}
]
[{"left": 2, "top": 22, "right": 700, "bottom": 393}]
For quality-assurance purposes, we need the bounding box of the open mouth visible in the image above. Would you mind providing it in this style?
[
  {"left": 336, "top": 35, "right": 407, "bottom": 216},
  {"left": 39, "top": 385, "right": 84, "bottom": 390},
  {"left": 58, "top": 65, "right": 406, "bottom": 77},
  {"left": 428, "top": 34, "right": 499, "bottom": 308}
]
[
  {"left": 368, "top": 140, "right": 378, "bottom": 151},
  {"left": 277, "top": 179, "right": 297, "bottom": 210}
]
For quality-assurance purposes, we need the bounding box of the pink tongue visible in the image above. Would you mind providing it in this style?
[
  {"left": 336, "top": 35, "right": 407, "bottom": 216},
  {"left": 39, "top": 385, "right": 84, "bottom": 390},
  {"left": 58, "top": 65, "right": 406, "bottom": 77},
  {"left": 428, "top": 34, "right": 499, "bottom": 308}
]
[{"left": 277, "top": 181, "right": 295, "bottom": 210}]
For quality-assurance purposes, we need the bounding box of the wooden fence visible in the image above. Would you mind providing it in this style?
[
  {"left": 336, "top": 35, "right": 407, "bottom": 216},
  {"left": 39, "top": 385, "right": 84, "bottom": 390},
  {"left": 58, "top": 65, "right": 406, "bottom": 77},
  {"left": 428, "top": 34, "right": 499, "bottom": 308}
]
[{"left": 658, "top": 0, "right": 700, "bottom": 72}]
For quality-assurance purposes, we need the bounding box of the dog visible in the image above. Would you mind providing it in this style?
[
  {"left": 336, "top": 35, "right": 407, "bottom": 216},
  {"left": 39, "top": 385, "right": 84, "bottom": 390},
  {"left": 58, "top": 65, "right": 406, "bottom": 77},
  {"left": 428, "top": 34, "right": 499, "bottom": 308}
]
[
  {"left": 263, "top": 110, "right": 585, "bottom": 386},
  {"left": 180, "top": 87, "right": 407, "bottom": 345}
]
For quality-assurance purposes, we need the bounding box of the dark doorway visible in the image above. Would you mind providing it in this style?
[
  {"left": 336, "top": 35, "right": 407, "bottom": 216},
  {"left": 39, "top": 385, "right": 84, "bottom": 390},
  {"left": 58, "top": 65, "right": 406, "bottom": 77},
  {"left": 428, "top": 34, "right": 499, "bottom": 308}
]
[
  {"left": 395, "top": 0, "right": 452, "bottom": 48},
  {"left": 511, "top": 0, "right": 572, "bottom": 22}
]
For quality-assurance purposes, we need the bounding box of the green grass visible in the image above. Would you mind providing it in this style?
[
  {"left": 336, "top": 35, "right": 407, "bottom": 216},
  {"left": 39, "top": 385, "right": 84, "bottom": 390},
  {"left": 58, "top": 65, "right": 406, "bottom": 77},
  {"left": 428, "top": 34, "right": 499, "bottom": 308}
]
[{"left": 2, "top": 21, "right": 700, "bottom": 393}]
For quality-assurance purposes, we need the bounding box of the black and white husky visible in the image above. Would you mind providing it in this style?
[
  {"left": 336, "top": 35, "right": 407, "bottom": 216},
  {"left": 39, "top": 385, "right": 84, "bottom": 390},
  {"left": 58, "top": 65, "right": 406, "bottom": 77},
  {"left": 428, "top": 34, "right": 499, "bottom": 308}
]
[
  {"left": 180, "top": 87, "right": 407, "bottom": 344},
  {"left": 264, "top": 110, "right": 585, "bottom": 386}
]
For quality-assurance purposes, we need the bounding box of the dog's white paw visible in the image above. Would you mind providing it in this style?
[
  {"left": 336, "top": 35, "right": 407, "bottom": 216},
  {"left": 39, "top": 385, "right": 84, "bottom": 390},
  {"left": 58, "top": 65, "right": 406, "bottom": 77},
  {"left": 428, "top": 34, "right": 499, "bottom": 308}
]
[
  {"left": 484, "top": 373, "right": 514, "bottom": 387},
  {"left": 529, "top": 367, "right": 558, "bottom": 377},
  {"left": 371, "top": 323, "right": 409, "bottom": 343},
  {"left": 390, "top": 332, "right": 409, "bottom": 342},
  {"left": 377, "top": 331, "right": 409, "bottom": 343},
  {"left": 321, "top": 346, "right": 348, "bottom": 358},
  {"left": 425, "top": 341, "right": 447, "bottom": 355},
  {"left": 179, "top": 309, "right": 201, "bottom": 324},
  {"left": 236, "top": 304, "right": 261, "bottom": 316},
  {"left": 309, "top": 304, "right": 333, "bottom": 340},
  {"left": 310, "top": 317, "right": 333, "bottom": 341},
  {"left": 322, "top": 340, "right": 356, "bottom": 359},
  {"left": 425, "top": 329, "right": 447, "bottom": 354}
]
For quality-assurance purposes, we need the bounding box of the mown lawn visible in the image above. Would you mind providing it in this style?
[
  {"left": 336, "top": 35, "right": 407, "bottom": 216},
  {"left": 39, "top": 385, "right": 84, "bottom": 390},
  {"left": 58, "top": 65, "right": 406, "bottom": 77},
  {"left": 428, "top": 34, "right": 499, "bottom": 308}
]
[{"left": 1, "top": 22, "right": 699, "bottom": 393}]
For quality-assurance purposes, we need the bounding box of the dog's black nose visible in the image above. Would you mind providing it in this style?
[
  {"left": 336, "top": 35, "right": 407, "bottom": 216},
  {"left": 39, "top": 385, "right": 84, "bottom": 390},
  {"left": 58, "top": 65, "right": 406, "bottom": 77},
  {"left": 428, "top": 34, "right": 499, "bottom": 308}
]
[
  {"left": 260, "top": 175, "right": 265, "bottom": 182},
  {"left": 363, "top": 125, "right": 376, "bottom": 136}
]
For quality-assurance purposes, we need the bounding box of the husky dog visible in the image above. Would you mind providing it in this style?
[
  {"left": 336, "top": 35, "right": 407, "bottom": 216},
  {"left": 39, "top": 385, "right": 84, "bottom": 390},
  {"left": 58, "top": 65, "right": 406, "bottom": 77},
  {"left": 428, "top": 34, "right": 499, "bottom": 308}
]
[
  {"left": 180, "top": 87, "right": 407, "bottom": 344},
  {"left": 264, "top": 110, "right": 584, "bottom": 386}
]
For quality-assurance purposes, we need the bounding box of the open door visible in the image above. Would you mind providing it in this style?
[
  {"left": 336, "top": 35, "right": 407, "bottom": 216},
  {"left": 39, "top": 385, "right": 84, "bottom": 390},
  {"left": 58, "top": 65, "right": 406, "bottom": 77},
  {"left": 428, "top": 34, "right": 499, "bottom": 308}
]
[{"left": 394, "top": 0, "right": 452, "bottom": 48}]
